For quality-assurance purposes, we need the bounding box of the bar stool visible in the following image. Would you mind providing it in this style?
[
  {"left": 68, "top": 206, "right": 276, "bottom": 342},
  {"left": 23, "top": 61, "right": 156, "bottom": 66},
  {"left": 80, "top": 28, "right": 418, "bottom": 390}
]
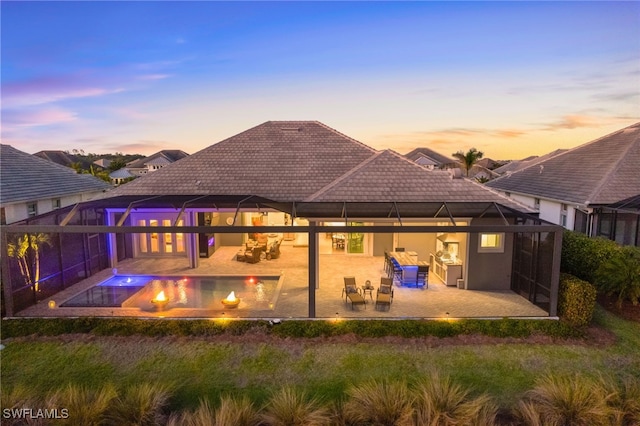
[
  {"left": 417, "top": 265, "right": 429, "bottom": 288},
  {"left": 391, "top": 259, "right": 403, "bottom": 286}
]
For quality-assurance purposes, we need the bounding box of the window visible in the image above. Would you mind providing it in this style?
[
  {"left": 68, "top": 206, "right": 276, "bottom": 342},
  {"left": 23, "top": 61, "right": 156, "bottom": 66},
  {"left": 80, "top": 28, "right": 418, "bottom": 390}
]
[
  {"left": 52, "top": 198, "right": 61, "bottom": 209},
  {"left": 27, "top": 202, "right": 37, "bottom": 217},
  {"left": 505, "top": 192, "right": 511, "bottom": 197},
  {"left": 560, "top": 204, "right": 568, "bottom": 227},
  {"left": 478, "top": 233, "right": 504, "bottom": 253},
  {"left": 534, "top": 198, "right": 540, "bottom": 209}
]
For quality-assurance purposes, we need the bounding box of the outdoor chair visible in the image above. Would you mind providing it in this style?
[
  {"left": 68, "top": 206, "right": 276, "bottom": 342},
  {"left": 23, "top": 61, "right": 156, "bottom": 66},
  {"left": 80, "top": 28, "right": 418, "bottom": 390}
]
[
  {"left": 343, "top": 276, "right": 366, "bottom": 310},
  {"left": 245, "top": 246, "right": 263, "bottom": 264},
  {"left": 266, "top": 240, "right": 281, "bottom": 260},
  {"left": 375, "top": 281, "right": 394, "bottom": 311}
]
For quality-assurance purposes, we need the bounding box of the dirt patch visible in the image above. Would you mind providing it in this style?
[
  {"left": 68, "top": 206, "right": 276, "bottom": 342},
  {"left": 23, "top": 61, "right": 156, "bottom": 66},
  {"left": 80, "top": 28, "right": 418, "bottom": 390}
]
[{"left": 597, "top": 295, "right": 640, "bottom": 323}]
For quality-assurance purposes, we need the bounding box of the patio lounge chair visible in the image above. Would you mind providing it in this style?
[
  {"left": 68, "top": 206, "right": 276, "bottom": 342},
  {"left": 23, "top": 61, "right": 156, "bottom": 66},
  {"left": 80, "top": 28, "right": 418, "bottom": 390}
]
[
  {"left": 375, "top": 280, "right": 394, "bottom": 311},
  {"left": 343, "top": 276, "right": 366, "bottom": 310}
]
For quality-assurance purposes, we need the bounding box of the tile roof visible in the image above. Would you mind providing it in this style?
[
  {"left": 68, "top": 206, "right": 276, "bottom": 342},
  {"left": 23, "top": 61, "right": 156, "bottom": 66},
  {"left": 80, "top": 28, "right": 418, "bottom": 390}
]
[
  {"left": 404, "top": 147, "right": 455, "bottom": 165},
  {"left": 107, "top": 121, "right": 532, "bottom": 211},
  {"left": 33, "top": 150, "right": 94, "bottom": 169},
  {"left": 110, "top": 121, "right": 378, "bottom": 201},
  {"left": 1, "top": 145, "right": 111, "bottom": 204},
  {"left": 126, "top": 150, "right": 189, "bottom": 169},
  {"left": 493, "top": 149, "right": 566, "bottom": 175},
  {"left": 486, "top": 123, "right": 640, "bottom": 205},
  {"left": 306, "top": 150, "right": 529, "bottom": 209}
]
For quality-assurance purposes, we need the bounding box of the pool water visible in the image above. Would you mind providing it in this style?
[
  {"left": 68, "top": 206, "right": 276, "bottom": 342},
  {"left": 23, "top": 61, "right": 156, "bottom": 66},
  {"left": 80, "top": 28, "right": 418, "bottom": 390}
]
[{"left": 60, "top": 275, "right": 281, "bottom": 310}]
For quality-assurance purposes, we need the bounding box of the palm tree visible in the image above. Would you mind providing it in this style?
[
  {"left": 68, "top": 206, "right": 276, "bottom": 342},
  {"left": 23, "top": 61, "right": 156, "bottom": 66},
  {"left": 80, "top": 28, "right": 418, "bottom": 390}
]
[
  {"left": 452, "top": 148, "right": 484, "bottom": 177},
  {"left": 7, "top": 233, "right": 51, "bottom": 292}
]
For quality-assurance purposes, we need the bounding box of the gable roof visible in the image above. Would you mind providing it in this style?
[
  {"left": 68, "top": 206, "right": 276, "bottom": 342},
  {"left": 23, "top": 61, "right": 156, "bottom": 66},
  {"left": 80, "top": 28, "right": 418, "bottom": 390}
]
[
  {"left": 1, "top": 145, "right": 111, "bottom": 204},
  {"left": 404, "top": 147, "right": 455, "bottom": 166},
  {"left": 106, "top": 121, "right": 531, "bottom": 212},
  {"left": 126, "top": 150, "right": 189, "bottom": 169},
  {"left": 486, "top": 123, "right": 640, "bottom": 205}
]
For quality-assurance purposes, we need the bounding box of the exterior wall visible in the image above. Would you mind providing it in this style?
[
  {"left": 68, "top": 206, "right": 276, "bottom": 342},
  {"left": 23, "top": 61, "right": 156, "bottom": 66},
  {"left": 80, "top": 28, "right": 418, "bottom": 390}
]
[
  {"left": 216, "top": 212, "right": 243, "bottom": 247},
  {"left": 372, "top": 226, "right": 393, "bottom": 256},
  {"left": 3, "top": 192, "right": 103, "bottom": 224},
  {"left": 510, "top": 193, "right": 535, "bottom": 209},
  {"left": 466, "top": 218, "right": 514, "bottom": 290},
  {"left": 503, "top": 191, "right": 577, "bottom": 231}
]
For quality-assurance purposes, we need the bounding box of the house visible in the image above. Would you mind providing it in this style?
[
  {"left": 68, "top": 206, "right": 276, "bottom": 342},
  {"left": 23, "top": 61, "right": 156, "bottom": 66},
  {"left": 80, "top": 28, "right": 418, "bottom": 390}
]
[
  {"left": 108, "top": 168, "right": 135, "bottom": 186},
  {"left": 404, "top": 147, "right": 457, "bottom": 170},
  {"left": 0, "top": 144, "right": 111, "bottom": 225},
  {"left": 486, "top": 123, "right": 640, "bottom": 246},
  {"left": 493, "top": 150, "right": 567, "bottom": 176},
  {"left": 2, "top": 122, "right": 563, "bottom": 319},
  {"left": 33, "top": 149, "right": 95, "bottom": 170},
  {"left": 124, "top": 150, "right": 189, "bottom": 176}
]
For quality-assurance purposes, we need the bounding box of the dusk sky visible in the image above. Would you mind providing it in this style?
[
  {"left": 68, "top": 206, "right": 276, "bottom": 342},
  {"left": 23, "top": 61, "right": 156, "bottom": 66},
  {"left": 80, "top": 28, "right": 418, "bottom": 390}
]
[{"left": 2, "top": 1, "right": 638, "bottom": 160}]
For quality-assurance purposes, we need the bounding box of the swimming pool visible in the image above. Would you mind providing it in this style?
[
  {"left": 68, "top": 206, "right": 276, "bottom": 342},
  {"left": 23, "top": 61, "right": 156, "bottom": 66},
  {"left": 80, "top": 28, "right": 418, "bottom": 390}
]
[{"left": 60, "top": 275, "right": 282, "bottom": 311}]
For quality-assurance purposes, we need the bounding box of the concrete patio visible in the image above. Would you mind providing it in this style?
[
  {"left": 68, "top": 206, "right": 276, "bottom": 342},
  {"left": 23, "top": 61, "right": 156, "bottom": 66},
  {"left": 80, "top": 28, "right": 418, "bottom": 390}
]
[{"left": 19, "top": 241, "right": 549, "bottom": 319}]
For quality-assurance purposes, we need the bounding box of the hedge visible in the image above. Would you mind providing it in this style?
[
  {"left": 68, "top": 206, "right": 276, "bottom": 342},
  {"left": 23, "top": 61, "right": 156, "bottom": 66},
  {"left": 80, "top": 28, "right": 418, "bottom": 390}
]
[
  {"left": 557, "top": 273, "right": 597, "bottom": 327},
  {"left": 561, "top": 230, "right": 620, "bottom": 284},
  {"left": 0, "top": 317, "right": 582, "bottom": 340}
]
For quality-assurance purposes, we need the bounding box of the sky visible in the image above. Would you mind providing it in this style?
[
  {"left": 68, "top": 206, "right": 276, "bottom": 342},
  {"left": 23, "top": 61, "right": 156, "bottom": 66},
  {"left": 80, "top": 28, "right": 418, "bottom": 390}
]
[{"left": 1, "top": 1, "right": 639, "bottom": 160}]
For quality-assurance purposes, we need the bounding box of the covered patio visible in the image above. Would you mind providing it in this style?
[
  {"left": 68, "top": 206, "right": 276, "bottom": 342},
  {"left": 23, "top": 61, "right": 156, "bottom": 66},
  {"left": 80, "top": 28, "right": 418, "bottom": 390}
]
[{"left": 17, "top": 242, "right": 549, "bottom": 319}]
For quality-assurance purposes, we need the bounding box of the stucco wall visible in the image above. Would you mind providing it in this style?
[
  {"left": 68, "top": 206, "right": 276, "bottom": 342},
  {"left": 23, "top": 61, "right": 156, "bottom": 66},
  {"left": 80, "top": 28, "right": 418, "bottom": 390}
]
[
  {"left": 3, "top": 192, "right": 100, "bottom": 224},
  {"left": 466, "top": 218, "right": 514, "bottom": 290}
]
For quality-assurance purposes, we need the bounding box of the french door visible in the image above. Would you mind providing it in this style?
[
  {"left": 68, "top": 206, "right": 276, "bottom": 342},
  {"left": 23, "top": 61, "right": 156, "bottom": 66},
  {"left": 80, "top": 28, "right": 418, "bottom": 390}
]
[{"left": 134, "top": 215, "right": 186, "bottom": 256}]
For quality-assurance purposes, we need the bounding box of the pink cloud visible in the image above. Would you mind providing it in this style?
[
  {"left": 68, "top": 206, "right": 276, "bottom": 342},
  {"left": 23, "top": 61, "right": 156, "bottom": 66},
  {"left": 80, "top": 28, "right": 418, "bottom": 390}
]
[
  {"left": 2, "top": 76, "right": 124, "bottom": 107},
  {"left": 137, "top": 74, "right": 171, "bottom": 81},
  {"left": 2, "top": 106, "right": 77, "bottom": 128}
]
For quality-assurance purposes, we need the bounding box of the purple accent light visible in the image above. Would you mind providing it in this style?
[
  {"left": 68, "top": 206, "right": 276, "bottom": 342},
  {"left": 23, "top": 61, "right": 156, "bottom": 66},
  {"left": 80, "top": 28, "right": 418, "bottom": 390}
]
[{"left": 208, "top": 236, "right": 215, "bottom": 246}]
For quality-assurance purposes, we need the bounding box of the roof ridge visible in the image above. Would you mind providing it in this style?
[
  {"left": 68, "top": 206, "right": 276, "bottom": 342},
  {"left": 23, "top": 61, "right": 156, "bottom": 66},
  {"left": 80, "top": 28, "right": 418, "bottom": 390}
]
[
  {"left": 304, "top": 150, "right": 382, "bottom": 201},
  {"left": 587, "top": 124, "right": 640, "bottom": 203}
]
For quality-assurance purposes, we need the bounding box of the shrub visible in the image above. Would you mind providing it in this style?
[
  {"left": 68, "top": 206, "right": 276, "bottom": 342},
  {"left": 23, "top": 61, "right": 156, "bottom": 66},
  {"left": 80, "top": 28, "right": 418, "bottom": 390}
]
[
  {"left": 516, "top": 374, "right": 612, "bottom": 426},
  {"left": 260, "top": 386, "right": 330, "bottom": 426},
  {"left": 561, "top": 231, "right": 621, "bottom": 284},
  {"left": 558, "top": 273, "right": 597, "bottom": 327},
  {"left": 601, "top": 375, "right": 640, "bottom": 426},
  {"left": 343, "top": 380, "right": 414, "bottom": 426},
  {"left": 47, "top": 383, "right": 116, "bottom": 426},
  {"left": 413, "top": 372, "right": 498, "bottom": 426},
  {"left": 106, "top": 383, "right": 172, "bottom": 426},
  {"left": 595, "top": 246, "right": 640, "bottom": 308}
]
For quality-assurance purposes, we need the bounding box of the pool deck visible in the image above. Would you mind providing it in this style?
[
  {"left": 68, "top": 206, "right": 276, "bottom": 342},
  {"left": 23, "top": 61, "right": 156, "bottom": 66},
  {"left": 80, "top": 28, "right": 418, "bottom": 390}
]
[{"left": 17, "top": 242, "right": 550, "bottom": 319}]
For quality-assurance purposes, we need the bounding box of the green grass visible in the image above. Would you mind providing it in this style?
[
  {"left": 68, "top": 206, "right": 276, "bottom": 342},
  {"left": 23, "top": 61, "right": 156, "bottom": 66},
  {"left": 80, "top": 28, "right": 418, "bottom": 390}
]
[{"left": 1, "top": 307, "right": 639, "bottom": 413}]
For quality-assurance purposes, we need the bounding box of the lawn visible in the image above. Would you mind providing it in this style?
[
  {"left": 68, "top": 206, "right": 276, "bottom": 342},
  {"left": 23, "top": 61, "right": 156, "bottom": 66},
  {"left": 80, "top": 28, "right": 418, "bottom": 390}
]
[{"left": 1, "top": 306, "right": 639, "bottom": 413}]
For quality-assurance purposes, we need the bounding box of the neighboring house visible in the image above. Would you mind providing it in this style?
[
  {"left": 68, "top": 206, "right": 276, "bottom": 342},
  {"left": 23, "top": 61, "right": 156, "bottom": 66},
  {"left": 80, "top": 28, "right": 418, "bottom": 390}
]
[
  {"left": 465, "top": 164, "right": 500, "bottom": 182},
  {"left": 33, "top": 150, "right": 94, "bottom": 170},
  {"left": 486, "top": 123, "right": 640, "bottom": 246},
  {"left": 404, "top": 147, "right": 456, "bottom": 170},
  {"left": 0, "top": 145, "right": 111, "bottom": 225},
  {"left": 493, "top": 150, "right": 566, "bottom": 176},
  {"left": 108, "top": 168, "right": 135, "bottom": 185},
  {"left": 93, "top": 158, "right": 112, "bottom": 169},
  {"left": 3, "top": 122, "right": 563, "bottom": 318},
  {"left": 124, "top": 150, "right": 189, "bottom": 176}
]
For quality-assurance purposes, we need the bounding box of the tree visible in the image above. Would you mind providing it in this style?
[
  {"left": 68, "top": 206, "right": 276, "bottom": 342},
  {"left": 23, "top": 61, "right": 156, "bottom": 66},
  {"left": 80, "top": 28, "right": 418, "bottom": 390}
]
[
  {"left": 7, "top": 233, "right": 51, "bottom": 293},
  {"left": 595, "top": 246, "right": 640, "bottom": 308},
  {"left": 452, "top": 148, "right": 484, "bottom": 177},
  {"left": 108, "top": 159, "right": 127, "bottom": 171}
]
